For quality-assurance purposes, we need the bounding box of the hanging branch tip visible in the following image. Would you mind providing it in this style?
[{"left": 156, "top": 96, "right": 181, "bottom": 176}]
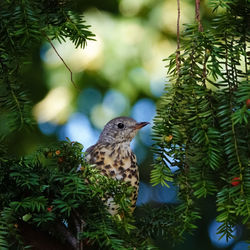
[{"left": 43, "top": 32, "right": 80, "bottom": 91}]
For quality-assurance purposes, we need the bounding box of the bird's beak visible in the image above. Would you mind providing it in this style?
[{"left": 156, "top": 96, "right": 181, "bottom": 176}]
[{"left": 134, "top": 122, "right": 150, "bottom": 130}]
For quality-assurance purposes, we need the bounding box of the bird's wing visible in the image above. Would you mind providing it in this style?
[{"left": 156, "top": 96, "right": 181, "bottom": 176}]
[
  {"left": 85, "top": 144, "right": 97, "bottom": 163},
  {"left": 85, "top": 144, "right": 97, "bottom": 154}
]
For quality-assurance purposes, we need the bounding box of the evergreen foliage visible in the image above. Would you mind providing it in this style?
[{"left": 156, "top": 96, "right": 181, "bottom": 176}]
[
  {"left": 0, "top": 140, "right": 154, "bottom": 249},
  {"left": 0, "top": 1, "right": 155, "bottom": 248},
  {"left": 0, "top": 0, "right": 249, "bottom": 248},
  {"left": 0, "top": 0, "right": 94, "bottom": 138},
  {"left": 152, "top": 0, "right": 249, "bottom": 242}
]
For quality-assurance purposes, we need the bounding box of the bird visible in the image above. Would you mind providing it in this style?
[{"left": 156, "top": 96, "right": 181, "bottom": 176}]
[{"left": 85, "top": 116, "right": 149, "bottom": 215}]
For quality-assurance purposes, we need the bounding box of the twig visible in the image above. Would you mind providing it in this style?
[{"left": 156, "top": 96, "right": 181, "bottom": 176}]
[
  {"left": 56, "top": 222, "right": 77, "bottom": 249},
  {"left": 6, "top": 66, "right": 24, "bottom": 129},
  {"left": 176, "top": 0, "right": 181, "bottom": 76},
  {"left": 43, "top": 32, "right": 80, "bottom": 90},
  {"left": 72, "top": 209, "right": 86, "bottom": 250},
  {"left": 73, "top": 215, "right": 81, "bottom": 250},
  {"left": 242, "top": 15, "right": 248, "bottom": 81},
  {"left": 195, "top": 0, "right": 203, "bottom": 32},
  {"left": 202, "top": 50, "right": 209, "bottom": 87},
  {"left": 195, "top": 0, "right": 205, "bottom": 87},
  {"left": 79, "top": 219, "right": 85, "bottom": 250}
]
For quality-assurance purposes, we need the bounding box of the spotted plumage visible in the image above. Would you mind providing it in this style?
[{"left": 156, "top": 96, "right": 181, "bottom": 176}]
[{"left": 85, "top": 117, "right": 149, "bottom": 215}]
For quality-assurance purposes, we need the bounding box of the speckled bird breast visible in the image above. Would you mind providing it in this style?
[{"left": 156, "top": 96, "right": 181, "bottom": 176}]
[{"left": 85, "top": 142, "right": 139, "bottom": 209}]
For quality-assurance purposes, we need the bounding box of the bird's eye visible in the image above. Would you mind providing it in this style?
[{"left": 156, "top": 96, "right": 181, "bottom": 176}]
[{"left": 117, "top": 123, "right": 124, "bottom": 129}]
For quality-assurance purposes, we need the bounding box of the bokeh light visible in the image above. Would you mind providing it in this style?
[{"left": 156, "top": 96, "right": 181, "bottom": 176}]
[
  {"left": 90, "top": 104, "right": 116, "bottom": 129},
  {"left": 136, "top": 182, "right": 178, "bottom": 205},
  {"left": 150, "top": 78, "right": 166, "bottom": 97},
  {"left": 136, "top": 181, "right": 152, "bottom": 206},
  {"left": 132, "top": 139, "right": 147, "bottom": 164},
  {"left": 128, "top": 67, "right": 150, "bottom": 90},
  {"left": 208, "top": 220, "right": 237, "bottom": 248},
  {"left": 139, "top": 125, "right": 153, "bottom": 146},
  {"left": 58, "top": 112, "right": 99, "bottom": 149},
  {"left": 131, "top": 98, "right": 156, "bottom": 122},
  {"left": 151, "top": 183, "right": 178, "bottom": 204},
  {"left": 232, "top": 241, "right": 249, "bottom": 250},
  {"left": 38, "top": 122, "right": 57, "bottom": 136},
  {"left": 34, "top": 86, "right": 73, "bottom": 123},
  {"left": 41, "top": 37, "right": 103, "bottom": 72},
  {"left": 77, "top": 88, "right": 102, "bottom": 115},
  {"left": 103, "top": 89, "right": 129, "bottom": 115}
]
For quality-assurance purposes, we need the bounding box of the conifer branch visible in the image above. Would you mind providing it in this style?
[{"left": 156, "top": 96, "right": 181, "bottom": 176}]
[
  {"left": 152, "top": 0, "right": 249, "bottom": 241},
  {"left": 9, "top": 86, "right": 24, "bottom": 129},
  {"left": 224, "top": 33, "right": 243, "bottom": 183}
]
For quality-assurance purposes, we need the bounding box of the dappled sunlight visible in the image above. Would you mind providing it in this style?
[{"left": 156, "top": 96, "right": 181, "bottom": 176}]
[
  {"left": 33, "top": 86, "right": 73, "bottom": 123},
  {"left": 90, "top": 103, "right": 116, "bottom": 129},
  {"left": 41, "top": 37, "right": 103, "bottom": 72}
]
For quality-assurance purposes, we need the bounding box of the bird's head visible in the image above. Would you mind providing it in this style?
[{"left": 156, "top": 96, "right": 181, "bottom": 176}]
[{"left": 98, "top": 117, "right": 149, "bottom": 144}]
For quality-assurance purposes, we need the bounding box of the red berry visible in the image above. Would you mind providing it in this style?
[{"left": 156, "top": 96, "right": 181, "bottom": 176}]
[
  {"left": 47, "top": 206, "right": 53, "bottom": 212},
  {"left": 58, "top": 157, "right": 64, "bottom": 163},
  {"left": 231, "top": 177, "right": 240, "bottom": 186},
  {"left": 246, "top": 99, "right": 250, "bottom": 108}
]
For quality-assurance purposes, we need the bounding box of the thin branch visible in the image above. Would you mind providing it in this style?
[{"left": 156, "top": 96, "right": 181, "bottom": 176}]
[
  {"left": 196, "top": 0, "right": 206, "bottom": 87},
  {"left": 202, "top": 49, "right": 209, "bottom": 87},
  {"left": 56, "top": 222, "right": 77, "bottom": 249},
  {"left": 6, "top": 67, "right": 24, "bottom": 130},
  {"left": 243, "top": 15, "right": 248, "bottom": 81},
  {"left": 176, "top": 0, "right": 181, "bottom": 76},
  {"left": 73, "top": 215, "right": 81, "bottom": 250},
  {"left": 79, "top": 219, "right": 85, "bottom": 250},
  {"left": 43, "top": 32, "right": 80, "bottom": 90},
  {"left": 195, "top": 0, "right": 203, "bottom": 32},
  {"left": 72, "top": 209, "right": 86, "bottom": 250},
  {"left": 10, "top": 87, "right": 24, "bottom": 128},
  {"left": 224, "top": 32, "right": 244, "bottom": 193}
]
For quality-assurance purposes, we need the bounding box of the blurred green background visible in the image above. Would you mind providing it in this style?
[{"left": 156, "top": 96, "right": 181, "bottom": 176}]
[{"left": 6, "top": 0, "right": 248, "bottom": 249}]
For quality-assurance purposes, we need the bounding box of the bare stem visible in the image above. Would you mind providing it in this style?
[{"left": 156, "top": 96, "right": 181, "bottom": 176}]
[
  {"left": 202, "top": 50, "right": 209, "bottom": 87},
  {"left": 176, "top": 0, "right": 181, "bottom": 75},
  {"left": 56, "top": 222, "right": 77, "bottom": 249},
  {"left": 72, "top": 209, "right": 86, "bottom": 250},
  {"left": 195, "top": 0, "right": 203, "bottom": 32},
  {"left": 43, "top": 32, "right": 79, "bottom": 90},
  {"left": 6, "top": 68, "right": 24, "bottom": 130}
]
